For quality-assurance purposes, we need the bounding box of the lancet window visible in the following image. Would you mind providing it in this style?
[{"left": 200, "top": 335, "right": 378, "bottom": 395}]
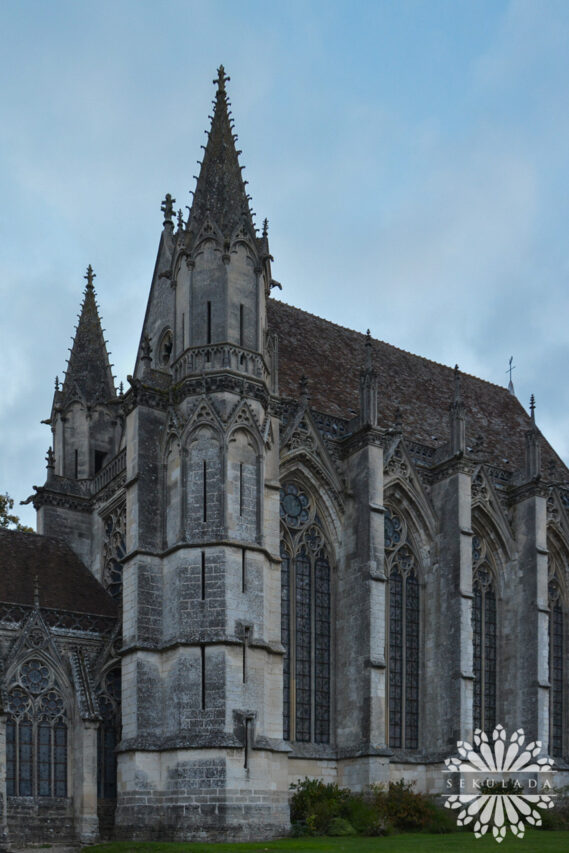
[
  {"left": 97, "top": 667, "right": 121, "bottom": 799},
  {"left": 103, "top": 504, "right": 126, "bottom": 603},
  {"left": 385, "top": 508, "right": 419, "bottom": 749},
  {"left": 280, "top": 482, "right": 331, "bottom": 744},
  {"left": 472, "top": 534, "right": 497, "bottom": 732},
  {"left": 548, "top": 554, "right": 565, "bottom": 757},
  {"left": 5, "top": 659, "right": 68, "bottom": 797}
]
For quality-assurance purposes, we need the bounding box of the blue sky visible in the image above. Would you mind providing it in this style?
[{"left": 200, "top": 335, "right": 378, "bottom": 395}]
[{"left": 1, "top": 0, "right": 569, "bottom": 525}]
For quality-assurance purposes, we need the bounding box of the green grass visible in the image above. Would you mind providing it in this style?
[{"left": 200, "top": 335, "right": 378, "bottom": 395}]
[{"left": 85, "top": 829, "right": 569, "bottom": 853}]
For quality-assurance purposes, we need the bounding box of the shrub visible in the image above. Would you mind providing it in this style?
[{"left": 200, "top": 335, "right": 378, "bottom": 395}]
[
  {"left": 290, "top": 776, "right": 458, "bottom": 836},
  {"left": 328, "top": 817, "right": 357, "bottom": 836}
]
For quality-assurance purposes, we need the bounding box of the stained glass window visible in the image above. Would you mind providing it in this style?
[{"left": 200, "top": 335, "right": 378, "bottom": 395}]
[
  {"left": 548, "top": 575, "right": 564, "bottom": 756},
  {"left": 385, "top": 508, "right": 420, "bottom": 749},
  {"left": 5, "top": 659, "right": 67, "bottom": 797},
  {"left": 472, "top": 535, "right": 497, "bottom": 732},
  {"left": 97, "top": 667, "right": 121, "bottom": 800},
  {"left": 280, "top": 482, "right": 331, "bottom": 744}
]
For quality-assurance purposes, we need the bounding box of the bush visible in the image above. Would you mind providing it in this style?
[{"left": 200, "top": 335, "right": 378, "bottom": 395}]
[
  {"left": 328, "top": 817, "right": 357, "bottom": 836},
  {"left": 289, "top": 776, "right": 454, "bottom": 836}
]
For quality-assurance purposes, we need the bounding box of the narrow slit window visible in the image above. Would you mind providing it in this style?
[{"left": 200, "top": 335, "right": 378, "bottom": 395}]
[
  {"left": 201, "top": 645, "right": 206, "bottom": 710},
  {"left": 74, "top": 449, "right": 78, "bottom": 479},
  {"left": 201, "top": 551, "right": 206, "bottom": 600},
  {"left": 203, "top": 459, "right": 207, "bottom": 522},
  {"left": 239, "top": 462, "right": 244, "bottom": 517},
  {"left": 242, "top": 548, "right": 246, "bottom": 593},
  {"left": 239, "top": 304, "right": 244, "bottom": 347},
  {"left": 243, "top": 627, "right": 249, "bottom": 683},
  {"left": 207, "top": 301, "right": 212, "bottom": 344}
]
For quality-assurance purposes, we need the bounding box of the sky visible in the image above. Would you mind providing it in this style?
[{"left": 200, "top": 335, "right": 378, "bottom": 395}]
[{"left": 1, "top": 0, "right": 569, "bottom": 527}]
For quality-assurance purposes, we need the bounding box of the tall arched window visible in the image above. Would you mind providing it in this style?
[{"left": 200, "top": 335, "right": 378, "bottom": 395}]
[
  {"left": 385, "top": 508, "right": 419, "bottom": 749},
  {"left": 548, "top": 562, "right": 564, "bottom": 757},
  {"left": 472, "top": 534, "right": 497, "bottom": 732},
  {"left": 5, "top": 659, "right": 68, "bottom": 797},
  {"left": 280, "top": 482, "right": 331, "bottom": 744},
  {"left": 97, "top": 667, "right": 121, "bottom": 800}
]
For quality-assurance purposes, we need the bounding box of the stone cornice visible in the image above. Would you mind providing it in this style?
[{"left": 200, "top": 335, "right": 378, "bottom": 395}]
[{"left": 509, "top": 478, "right": 549, "bottom": 504}]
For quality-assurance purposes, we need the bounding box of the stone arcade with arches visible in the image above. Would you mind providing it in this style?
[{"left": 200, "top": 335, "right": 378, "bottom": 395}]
[{"left": 1, "top": 67, "right": 569, "bottom": 845}]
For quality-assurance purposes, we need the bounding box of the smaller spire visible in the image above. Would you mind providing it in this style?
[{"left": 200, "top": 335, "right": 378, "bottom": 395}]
[
  {"left": 54, "top": 375, "right": 59, "bottom": 391},
  {"left": 449, "top": 365, "right": 465, "bottom": 455},
  {"left": 359, "top": 331, "right": 378, "bottom": 427},
  {"left": 262, "top": 218, "right": 269, "bottom": 239},
  {"left": 84, "top": 264, "right": 96, "bottom": 291},
  {"left": 46, "top": 447, "right": 55, "bottom": 481},
  {"left": 525, "top": 395, "right": 541, "bottom": 480}
]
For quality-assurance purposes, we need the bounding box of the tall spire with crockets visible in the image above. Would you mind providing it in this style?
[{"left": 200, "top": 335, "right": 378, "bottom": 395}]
[{"left": 188, "top": 65, "right": 254, "bottom": 236}]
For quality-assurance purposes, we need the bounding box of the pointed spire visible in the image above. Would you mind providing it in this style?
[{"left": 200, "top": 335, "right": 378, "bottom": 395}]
[
  {"left": 359, "top": 330, "right": 378, "bottom": 427},
  {"left": 61, "top": 266, "right": 116, "bottom": 404},
  {"left": 525, "top": 394, "right": 541, "bottom": 479},
  {"left": 188, "top": 66, "right": 254, "bottom": 236},
  {"left": 449, "top": 365, "right": 466, "bottom": 455},
  {"left": 46, "top": 447, "right": 55, "bottom": 481}
]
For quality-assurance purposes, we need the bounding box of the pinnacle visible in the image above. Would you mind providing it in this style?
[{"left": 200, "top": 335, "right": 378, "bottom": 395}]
[
  {"left": 61, "top": 267, "right": 116, "bottom": 404},
  {"left": 188, "top": 66, "right": 254, "bottom": 237}
]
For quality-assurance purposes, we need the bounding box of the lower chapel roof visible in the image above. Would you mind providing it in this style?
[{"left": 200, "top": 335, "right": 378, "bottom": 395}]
[
  {"left": 0, "top": 529, "right": 116, "bottom": 618},
  {"left": 267, "top": 298, "right": 569, "bottom": 484}
]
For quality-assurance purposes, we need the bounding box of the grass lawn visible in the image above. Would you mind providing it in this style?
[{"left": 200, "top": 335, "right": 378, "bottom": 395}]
[{"left": 85, "top": 829, "right": 569, "bottom": 853}]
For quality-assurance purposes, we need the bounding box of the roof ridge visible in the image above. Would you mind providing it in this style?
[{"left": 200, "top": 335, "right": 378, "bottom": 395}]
[{"left": 268, "top": 297, "right": 523, "bottom": 402}]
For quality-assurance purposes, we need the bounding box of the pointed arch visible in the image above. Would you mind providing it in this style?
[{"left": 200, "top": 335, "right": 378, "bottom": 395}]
[
  {"left": 279, "top": 475, "right": 334, "bottom": 745},
  {"left": 470, "top": 508, "right": 508, "bottom": 733},
  {"left": 383, "top": 501, "right": 424, "bottom": 750},
  {"left": 4, "top": 655, "right": 71, "bottom": 798},
  {"left": 547, "top": 526, "right": 569, "bottom": 757}
]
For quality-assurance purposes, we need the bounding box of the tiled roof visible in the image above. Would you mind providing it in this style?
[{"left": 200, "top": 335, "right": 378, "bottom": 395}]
[
  {"left": 0, "top": 529, "right": 117, "bottom": 617},
  {"left": 267, "top": 298, "right": 568, "bottom": 481}
]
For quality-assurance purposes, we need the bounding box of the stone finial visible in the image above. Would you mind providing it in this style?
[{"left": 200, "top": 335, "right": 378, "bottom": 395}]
[
  {"left": 55, "top": 375, "right": 60, "bottom": 391},
  {"left": 84, "top": 264, "right": 96, "bottom": 291},
  {"left": 524, "top": 394, "right": 541, "bottom": 480},
  {"left": 530, "top": 393, "right": 536, "bottom": 423},
  {"left": 141, "top": 334, "right": 153, "bottom": 373},
  {"left": 449, "top": 364, "right": 466, "bottom": 455},
  {"left": 215, "top": 65, "right": 230, "bottom": 94},
  {"left": 119, "top": 380, "right": 124, "bottom": 396},
  {"left": 161, "top": 193, "right": 176, "bottom": 226},
  {"left": 46, "top": 447, "right": 55, "bottom": 470},
  {"left": 177, "top": 209, "right": 185, "bottom": 230},
  {"left": 262, "top": 218, "right": 269, "bottom": 239}
]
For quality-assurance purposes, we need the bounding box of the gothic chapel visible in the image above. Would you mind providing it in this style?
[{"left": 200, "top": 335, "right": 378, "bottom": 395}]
[{"left": 1, "top": 67, "right": 569, "bottom": 845}]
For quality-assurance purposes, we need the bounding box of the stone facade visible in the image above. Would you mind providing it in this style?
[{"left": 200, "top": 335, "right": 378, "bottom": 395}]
[{"left": 2, "top": 66, "right": 569, "bottom": 845}]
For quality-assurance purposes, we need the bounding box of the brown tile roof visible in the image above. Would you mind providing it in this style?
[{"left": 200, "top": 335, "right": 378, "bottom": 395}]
[
  {"left": 267, "top": 298, "right": 568, "bottom": 482},
  {"left": 0, "top": 529, "right": 117, "bottom": 617}
]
